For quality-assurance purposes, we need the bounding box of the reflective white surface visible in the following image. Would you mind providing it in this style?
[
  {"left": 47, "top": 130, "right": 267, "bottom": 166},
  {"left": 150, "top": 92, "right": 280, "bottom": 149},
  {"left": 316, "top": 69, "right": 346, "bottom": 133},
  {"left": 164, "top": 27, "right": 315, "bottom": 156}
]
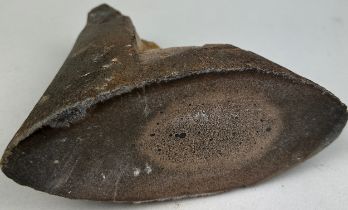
[{"left": 0, "top": 0, "right": 347, "bottom": 209}]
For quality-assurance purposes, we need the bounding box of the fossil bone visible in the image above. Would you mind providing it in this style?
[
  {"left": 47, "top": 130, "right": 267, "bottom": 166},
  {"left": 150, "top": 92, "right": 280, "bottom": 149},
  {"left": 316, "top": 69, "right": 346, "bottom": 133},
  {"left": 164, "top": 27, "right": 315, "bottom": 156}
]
[{"left": 1, "top": 4, "right": 347, "bottom": 203}]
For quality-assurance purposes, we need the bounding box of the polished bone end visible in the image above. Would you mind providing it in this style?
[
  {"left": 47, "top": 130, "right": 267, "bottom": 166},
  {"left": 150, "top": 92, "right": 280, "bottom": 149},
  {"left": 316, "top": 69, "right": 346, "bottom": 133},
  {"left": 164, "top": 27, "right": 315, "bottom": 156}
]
[{"left": 1, "top": 4, "right": 347, "bottom": 203}]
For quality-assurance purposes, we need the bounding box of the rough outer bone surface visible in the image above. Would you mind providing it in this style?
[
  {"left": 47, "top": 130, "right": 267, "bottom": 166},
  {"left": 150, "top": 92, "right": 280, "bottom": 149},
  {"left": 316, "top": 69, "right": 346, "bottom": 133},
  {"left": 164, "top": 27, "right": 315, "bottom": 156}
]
[{"left": 1, "top": 4, "right": 347, "bottom": 203}]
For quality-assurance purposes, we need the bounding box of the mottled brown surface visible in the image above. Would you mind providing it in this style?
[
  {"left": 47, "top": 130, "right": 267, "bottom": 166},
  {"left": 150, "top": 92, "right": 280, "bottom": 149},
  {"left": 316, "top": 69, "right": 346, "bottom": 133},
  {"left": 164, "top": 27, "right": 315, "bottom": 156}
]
[{"left": 1, "top": 4, "right": 347, "bottom": 203}]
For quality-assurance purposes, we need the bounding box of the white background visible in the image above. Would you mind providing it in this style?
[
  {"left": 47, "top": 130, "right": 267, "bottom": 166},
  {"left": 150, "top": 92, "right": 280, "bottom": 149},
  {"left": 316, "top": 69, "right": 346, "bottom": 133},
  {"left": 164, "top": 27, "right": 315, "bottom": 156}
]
[{"left": 0, "top": 0, "right": 347, "bottom": 209}]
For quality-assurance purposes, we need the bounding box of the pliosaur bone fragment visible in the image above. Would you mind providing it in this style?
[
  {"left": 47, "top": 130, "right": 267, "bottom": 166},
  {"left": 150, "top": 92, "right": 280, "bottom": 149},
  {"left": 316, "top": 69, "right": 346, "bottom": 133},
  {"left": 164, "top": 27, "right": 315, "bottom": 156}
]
[{"left": 1, "top": 4, "right": 347, "bottom": 203}]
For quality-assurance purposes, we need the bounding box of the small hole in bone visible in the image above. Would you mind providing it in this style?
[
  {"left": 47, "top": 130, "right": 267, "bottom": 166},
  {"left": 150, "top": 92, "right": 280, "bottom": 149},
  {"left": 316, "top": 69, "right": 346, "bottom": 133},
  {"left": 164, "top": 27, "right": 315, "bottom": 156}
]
[{"left": 175, "top": 133, "right": 186, "bottom": 139}]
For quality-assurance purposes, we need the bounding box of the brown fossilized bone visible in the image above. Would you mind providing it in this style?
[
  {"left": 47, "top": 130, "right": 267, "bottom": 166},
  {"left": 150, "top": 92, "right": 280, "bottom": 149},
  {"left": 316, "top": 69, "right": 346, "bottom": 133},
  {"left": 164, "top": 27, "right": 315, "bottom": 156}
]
[{"left": 1, "top": 4, "right": 347, "bottom": 203}]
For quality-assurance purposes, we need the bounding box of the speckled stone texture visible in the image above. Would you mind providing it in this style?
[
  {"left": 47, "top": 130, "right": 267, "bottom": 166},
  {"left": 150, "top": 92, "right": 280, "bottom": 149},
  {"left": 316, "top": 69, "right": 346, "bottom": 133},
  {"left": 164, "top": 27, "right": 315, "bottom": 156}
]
[{"left": 1, "top": 4, "right": 347, "bottom": 203}]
